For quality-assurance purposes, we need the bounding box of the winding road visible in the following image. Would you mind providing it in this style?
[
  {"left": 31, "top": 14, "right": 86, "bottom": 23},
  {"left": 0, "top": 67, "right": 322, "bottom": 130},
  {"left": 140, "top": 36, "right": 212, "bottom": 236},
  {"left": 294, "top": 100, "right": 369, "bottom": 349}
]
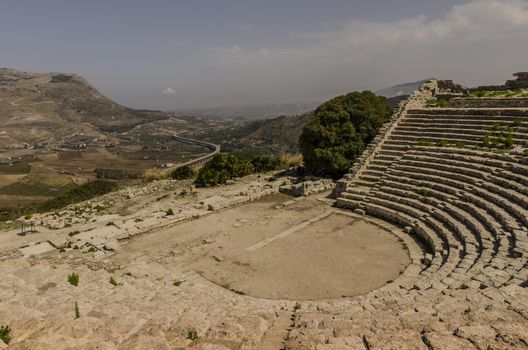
[{"left": 162, "top": 133, "right": 220, "bottom": 174}]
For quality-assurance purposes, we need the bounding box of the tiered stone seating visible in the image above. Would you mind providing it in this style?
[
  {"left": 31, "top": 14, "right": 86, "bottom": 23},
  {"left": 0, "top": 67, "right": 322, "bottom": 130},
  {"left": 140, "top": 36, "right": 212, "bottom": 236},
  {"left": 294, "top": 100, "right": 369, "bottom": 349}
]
[{"left": 332, "top": 80, "right": 528, "bottom": 348}]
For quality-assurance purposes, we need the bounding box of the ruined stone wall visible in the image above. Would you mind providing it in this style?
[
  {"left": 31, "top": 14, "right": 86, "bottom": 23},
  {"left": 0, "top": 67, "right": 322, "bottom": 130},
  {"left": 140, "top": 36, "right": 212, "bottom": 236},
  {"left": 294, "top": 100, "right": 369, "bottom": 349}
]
[{"left": 279, "top": 178, "right": 334, "bottom": 197}]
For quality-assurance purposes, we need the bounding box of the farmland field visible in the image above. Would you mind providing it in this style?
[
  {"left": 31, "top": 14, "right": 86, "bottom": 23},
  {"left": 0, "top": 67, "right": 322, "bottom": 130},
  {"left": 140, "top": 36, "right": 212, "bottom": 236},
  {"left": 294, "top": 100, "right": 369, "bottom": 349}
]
[
  {"left": 0, "top": 174, "right": 78, "bottom": 197},
  {"left": 0, "top": 162, "right": 32, "bottom": 174}
]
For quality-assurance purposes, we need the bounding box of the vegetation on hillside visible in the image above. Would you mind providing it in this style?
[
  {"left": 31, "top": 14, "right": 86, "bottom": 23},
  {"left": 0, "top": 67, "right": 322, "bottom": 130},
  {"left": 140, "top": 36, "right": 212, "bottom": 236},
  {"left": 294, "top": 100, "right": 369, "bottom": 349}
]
[
  {"left": 40, "top": 180, "right": 119, "bottom": 212},
  {"left": 0, "top": 180, "right": 119, "bottom": 222},
  {"left": 299, "top": 91, "right": 392, "bottom": 177},
  {"left": 195, "top": 153, "right": 284, "bottom": 186}
]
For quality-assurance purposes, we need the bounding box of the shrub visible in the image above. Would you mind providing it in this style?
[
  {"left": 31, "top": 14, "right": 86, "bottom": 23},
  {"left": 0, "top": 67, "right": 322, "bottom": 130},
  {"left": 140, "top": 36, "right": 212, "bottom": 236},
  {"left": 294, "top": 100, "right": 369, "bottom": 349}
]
[
  {"left": 416, "top": 140, "right": 435, "bottom": 147},
  {"left": 173, "top": 280, "right": 183, "bottom": 286},
  {"left": 504, "top": 133, "right": 514, "bottom": 148},
  {"left": 436, "top": 99, "right": 448, "bottom": 107},
  {"left": 68, "top": 230, "right": 80, "bottom": 237},
  {"left": 278, "top": 152, "right": 303, "bottom": 168},
  {"left": 57, "top": 241, "right": 72, "bottom": 252},
  {"left": 109, "top": 276, "right": 119, "bottom": 286},
  {"left": 483, "top": 135, "right": 491, "bottom": 147},
  {"left": 250, "top": 155, "right": 280, "bottom": 172},
  {"left": 299, "top": 91, "right": 391, "bottom": 178},
  {"left": 171, "top": 165, "right": 195, "bottom": 180},
  {"left": 68, "top": 273, "right": 79, "bottom": 286},
  {"left": 294, "top": 302, "right": 302, "bottom": 311},
  {"left": 195, "top": 154, "right": 254, "bottom": 186},
  {"left": 512, "top": 119, "right": 523, "bottom": 128},
  {"left": 0, "top": 325, "right": 11, "bottom": 344},
  {"left": 166, "top": 208, "right": 174, "bottom": 216},
  {"left": 436, "top": 140, "right": 449, "bottom": 147},
  {"left": 144, "top": 168, "right": 164, "bottom": 181},
  {"left": 186, "top": 328, "right": 199, "bottom": 341}
]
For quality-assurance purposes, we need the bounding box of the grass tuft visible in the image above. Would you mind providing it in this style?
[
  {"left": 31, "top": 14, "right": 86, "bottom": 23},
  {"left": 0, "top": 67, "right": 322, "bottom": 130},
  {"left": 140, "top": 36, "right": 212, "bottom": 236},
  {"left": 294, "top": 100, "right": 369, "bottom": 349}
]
[
  {"left": 68, "top": 273, "right": 79, "bottom": 286},
  {"left": 0, "top": 325, "right": 11, "bottom": 344}
]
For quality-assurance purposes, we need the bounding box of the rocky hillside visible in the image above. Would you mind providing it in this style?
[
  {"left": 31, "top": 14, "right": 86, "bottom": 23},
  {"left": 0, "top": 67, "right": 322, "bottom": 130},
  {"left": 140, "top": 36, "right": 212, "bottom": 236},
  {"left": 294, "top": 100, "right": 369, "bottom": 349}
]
[
  {"left": 237, "top": 113, "right": 310, "bottom": 152},
  {"left": 0, "top": 68, "right": 170, "bottom": 148}
]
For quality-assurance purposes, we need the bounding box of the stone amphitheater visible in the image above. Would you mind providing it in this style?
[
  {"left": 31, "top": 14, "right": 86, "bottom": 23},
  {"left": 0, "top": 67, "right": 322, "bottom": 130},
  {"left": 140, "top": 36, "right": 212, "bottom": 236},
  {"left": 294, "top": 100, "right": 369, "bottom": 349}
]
[{"left": 0, "top": 77, "right": 527, "bottom": 349}]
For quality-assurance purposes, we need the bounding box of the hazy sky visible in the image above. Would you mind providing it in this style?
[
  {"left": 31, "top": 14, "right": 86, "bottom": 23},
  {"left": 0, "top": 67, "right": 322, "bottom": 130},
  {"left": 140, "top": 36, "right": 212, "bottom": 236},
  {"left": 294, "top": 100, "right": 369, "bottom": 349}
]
[{"left": 1, "top": 0, "right": 528, "bottom": 109}]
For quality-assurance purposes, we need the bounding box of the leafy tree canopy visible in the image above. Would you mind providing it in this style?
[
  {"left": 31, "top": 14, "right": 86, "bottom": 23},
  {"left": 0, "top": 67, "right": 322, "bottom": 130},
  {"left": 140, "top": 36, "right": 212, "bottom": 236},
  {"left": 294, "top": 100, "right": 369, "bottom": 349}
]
[
  {"left": 195, "top": 154, "right": 254, "bottom": 186},
  {"left": 299, "top": 91, "right": 391, "bottom": 177},
  {"left": 171, "top": 165, "right": 195, "bottom": 180}
]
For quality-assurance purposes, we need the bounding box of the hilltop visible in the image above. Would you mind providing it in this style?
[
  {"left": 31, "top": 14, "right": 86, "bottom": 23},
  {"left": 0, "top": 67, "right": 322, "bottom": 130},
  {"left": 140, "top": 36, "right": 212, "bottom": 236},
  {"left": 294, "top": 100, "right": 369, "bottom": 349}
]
[{"left": 0, "top": 68, "right": 171, "bottom": 148}]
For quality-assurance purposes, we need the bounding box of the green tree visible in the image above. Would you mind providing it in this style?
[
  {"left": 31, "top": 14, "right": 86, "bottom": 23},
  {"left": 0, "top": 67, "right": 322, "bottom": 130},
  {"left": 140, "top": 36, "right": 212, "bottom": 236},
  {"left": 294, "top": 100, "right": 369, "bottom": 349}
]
[
  {"left": 299, "top": 91, "right": 391, "bottom": 177},
  {"left": 250, "top": 155, "right": 280, "bottom": 172},
  {"left": 195, "top": 154, "right": 254, "bottom": 186},
  {"left": 171, "top": 165, "right": 195, "bottom": 180}
]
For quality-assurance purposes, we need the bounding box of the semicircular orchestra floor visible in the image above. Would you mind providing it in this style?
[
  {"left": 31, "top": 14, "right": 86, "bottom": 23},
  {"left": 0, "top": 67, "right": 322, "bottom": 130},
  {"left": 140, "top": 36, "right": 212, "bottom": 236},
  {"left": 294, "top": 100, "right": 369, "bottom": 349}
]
[{"left": 118, "top": 193, "right": 411, "bottom": 300}]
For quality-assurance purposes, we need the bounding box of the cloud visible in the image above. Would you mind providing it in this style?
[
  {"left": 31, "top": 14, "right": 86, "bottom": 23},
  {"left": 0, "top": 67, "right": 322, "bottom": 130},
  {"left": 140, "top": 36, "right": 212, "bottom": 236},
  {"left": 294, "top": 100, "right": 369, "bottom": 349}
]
[
  {"left": 209, "top": 0, "right": 528, "bottom": 63},
  {"left": 321, "top": 0, "right": 528, "bottom": 47},
  {"left": 162, "top": 87, "right": 177, "bottom": 95},
  {"left": 196, "top": 0, "right": 528, "bottom": 107}
]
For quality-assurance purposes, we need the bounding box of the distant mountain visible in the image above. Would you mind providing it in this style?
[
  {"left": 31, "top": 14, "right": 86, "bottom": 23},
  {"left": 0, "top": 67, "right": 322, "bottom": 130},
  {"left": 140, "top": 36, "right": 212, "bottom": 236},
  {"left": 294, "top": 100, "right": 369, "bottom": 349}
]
[
  {"left": 214, "top": 95, "right": 411, "bottom": 154},
  {"left": 376, "top": 78, "right": 434, "bottom": 98},
  {"left": 0, "top": 68, "right": 170, "bottom": 148},
  {"left": 236, "top": 113, "right": 311, "bottom": 152},
  {"left": 175, "top": 102, "right": 320, "bottom": 121}
]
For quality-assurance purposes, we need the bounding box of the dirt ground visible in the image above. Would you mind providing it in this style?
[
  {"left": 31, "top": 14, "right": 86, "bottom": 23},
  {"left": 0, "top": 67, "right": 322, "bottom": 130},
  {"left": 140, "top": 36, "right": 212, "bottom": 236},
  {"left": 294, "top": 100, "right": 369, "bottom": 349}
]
[{"left": 116, "top": 193, "right": 410, "bottom": 300}]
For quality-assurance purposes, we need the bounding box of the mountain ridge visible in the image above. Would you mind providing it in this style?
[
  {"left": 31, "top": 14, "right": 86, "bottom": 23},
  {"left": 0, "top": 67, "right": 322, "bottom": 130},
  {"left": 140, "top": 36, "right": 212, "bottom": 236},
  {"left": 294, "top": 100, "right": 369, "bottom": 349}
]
[{"left": 0, "top": 68, "right": 171, "bottom": 148}]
